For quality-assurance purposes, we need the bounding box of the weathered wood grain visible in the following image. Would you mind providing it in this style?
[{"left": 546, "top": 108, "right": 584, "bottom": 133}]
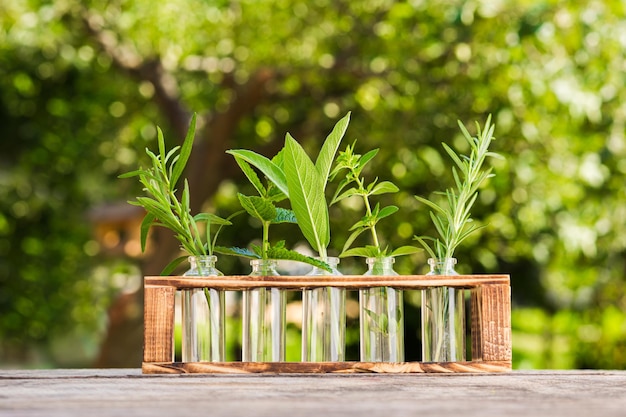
[
  {"left": 2, "top": 369, "right": 626, "bottom": 417},
  {"left": 471, "top": 283, "right": 512, "bottom": 361},
  {"left": 143, "top": 285, "right": 175, "bottom": 363},
  {"left": 142, "top": 360, "right": 512, "bottom": 374}
]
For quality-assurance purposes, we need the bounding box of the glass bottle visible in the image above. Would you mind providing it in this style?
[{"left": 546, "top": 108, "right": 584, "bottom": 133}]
[
  {"left": 421, "top": 258, "right": 465, "bottom": 362},
  {"left": 360, "top": 257, "right": 404, "bottom": 362},
  {"left": 242, "top": 259, "right": 284, "bottom": 362},
  {"left": 301, "top": 257, "right": 345, "bottom": 362},
  {"left": 181, "top": 255, "right": 225, "bottom": 362}
]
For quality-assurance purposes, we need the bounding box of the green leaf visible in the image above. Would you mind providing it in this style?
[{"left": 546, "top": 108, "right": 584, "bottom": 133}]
[
  {"left": 390, "top": 245, "right": 422, "bottom": 257},
  {"left": 139, "top": 212, "right": 156, "bottom": 252},
  {"left": 211, "top": 210, "right": 243, "bottom": 252},
  {"left": 315, "top": 111, "right": 351, "bottom": 184},
  {"left": 413, "top": 235, "right": 438, "bottom": 260},
  {"left": 430, "top": 211, "right": 448, "bottom": 242},
  {"left": 358, "top": 148, "right": 379, "bottom": 171},
  {"left": 234, "top": 156, "right": 266, "bottom": 197},
  {"left": 341, "top": 226, "right": 368, "bottom": 254},
  {"left": 369, "top": 181, "right": 399, "bottom": 196},
  {"left": 266, "top": 182, "right": 288, "bottom": 203},
  {"left": 284, "top": 134, "right": 329, "bottom": 256},
  {"left": 118, "top": 169, "right": 144, "bottom": 179},
  {"left": 329, "top": 178, "right": 352, "bottom": 205},
  {"left": 415, "top": 195, "right": 447, "bottom": 217},
  {"left": 157, "top": 127, "right": 166, "bottom": 165},
  {"left": 331, "top": 186, "right": 361, "bottom": 205},
  {"left": 377, "top": 205, "right": 399, "bottom": 220},
  {"left": 272, "top": 207, "right": 298, "bottom": 224},
  {"left": 266, "top": 247, "right": 332, "bottom": 272},
  {"left": 170, "top": 113, "right": 196, "bottom": 189},
  {"left": 227, "top": 149, "right": 289, "bottom": 197},
  {"left": 193, "top": 213, "right": 232, "bottom": 226},
  {"left": 271, "top": 148, "right": 286, "bottom": 169},
  {"left": 215, "top": 246, "right": 261, "bottom": 259},
  {"left": 160, "top": 256, "right": 188, "bottom": 276},
  {"left": 181, "top": 179, "right": 191, "bottom": 215},
  {"left": 237, "top": 194, "right": 276, "bottom": 222},
  {"left": 340, "top": 246, "right": 380, "bottom": 258},
  {"left": 135, "top": 197, "right": 185, "bottom": 234},
  {"left": 442, "top": 142, "right": 467, "bottom": 174}
]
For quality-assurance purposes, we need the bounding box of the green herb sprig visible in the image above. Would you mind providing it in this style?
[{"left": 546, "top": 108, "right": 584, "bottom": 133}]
[
  {"left": 227, "top": 112, "right": 351, "bottom": 262},
  {"left": 414, "top": 115, "right": 501, "bottom": 261},
  {"left": 119, "top": 114, "right": 232, "bottom": 274},
  {"left": 330, "top": 141, "right": 420, "bottom": 259},
  {"left": 219, "top": 150, "right": 331, "bottom": 271}
]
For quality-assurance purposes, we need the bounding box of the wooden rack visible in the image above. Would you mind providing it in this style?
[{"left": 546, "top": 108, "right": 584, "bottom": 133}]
[{"left": 142, "top": 274, "right": 511, "bottom": 374}]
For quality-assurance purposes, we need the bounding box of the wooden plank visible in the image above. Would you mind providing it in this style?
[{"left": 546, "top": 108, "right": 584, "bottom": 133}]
[
  {"left": 471, "top": 283, "right": 512, "bottom": 362},
  {"left": 145, "top": 274, "right": 510, "bottom": 290},
  {"left": 142, "top": 360, "right": 512, "bottom": 374},
  {"left": 143, "top": 284, "right": 175, "bottom": 363},
  {"left": 3, "top": 369, "right": 626, "bottom": 417}
]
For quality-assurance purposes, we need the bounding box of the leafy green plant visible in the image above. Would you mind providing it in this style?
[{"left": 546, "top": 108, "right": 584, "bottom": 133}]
[
  {"left": 414, "top": 115, "right": 501, "bottom": 261},
  {"left": 119, "top": 114, "right": 232, "bottom": 274},
  {"left": 330, "top": 141, "right": 420, "bottom": 261},
  {"left": 218, "top": 150, "right": 330, "bottom": 271},
  {"left": 227, "top": 112, "right": 351, "bottom": 261}
]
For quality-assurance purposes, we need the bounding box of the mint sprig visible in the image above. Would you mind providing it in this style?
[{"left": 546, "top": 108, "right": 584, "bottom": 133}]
[{"left": 330, "top": 141, "right": 420, "bottom": 259}]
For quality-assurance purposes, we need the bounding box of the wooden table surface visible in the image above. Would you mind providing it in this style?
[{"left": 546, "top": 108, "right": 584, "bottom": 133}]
[{"left": 1, "top": 369, "right": 625, "bottom": 417}]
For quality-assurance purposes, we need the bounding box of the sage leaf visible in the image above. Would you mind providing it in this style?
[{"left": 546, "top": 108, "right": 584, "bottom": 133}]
[
  {"left": 315, "top": 111, "right": 351, "bottom": 184},
  {"left": 226, "top": 149, "right": 289, "bottom": 197},
  {"left": 233, "top": 156, "right": 266, "bottom": 197},
  {"left": 284, "top": 134, "right": 329, "bottom": 256}
]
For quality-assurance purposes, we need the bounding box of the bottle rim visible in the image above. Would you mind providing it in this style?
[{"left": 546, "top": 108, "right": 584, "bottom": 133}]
[
  {"left": 427, "top": 257, "right": 457, "bottom": 266},
  {"left": 366, "top": 256, "right": 395, "bottom": 265},
  {"left": 188, "top": 255, "right": 218, "bottom": 262}
]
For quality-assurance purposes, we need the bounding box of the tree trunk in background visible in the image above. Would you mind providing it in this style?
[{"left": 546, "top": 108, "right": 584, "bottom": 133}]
[{"left": 93, "top": 63, "right": 274, "bottom": 367}]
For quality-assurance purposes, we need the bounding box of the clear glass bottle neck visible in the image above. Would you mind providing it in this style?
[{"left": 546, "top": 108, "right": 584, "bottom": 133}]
[
  {"left": 249, "top": 259, "right": 279, "bottom": 276},
  {"left": 307, "top": 256, "right": 341, "bottom": 276},
  {"left": 365, "top": 256, "right": 398, "bottom": 276},
  {"left": 426, "top": 257, "right": 458, "bottom": 276},
  {"left": 185, "top": 255, "right": 221, "bottom": 277}
]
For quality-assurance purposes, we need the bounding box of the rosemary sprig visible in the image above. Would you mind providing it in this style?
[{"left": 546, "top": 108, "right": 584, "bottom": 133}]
[
  {"left": 414, "top": 115, "right": 501, "bottom": 261},
  {"left": 119, "top": 114, "right": 232, "bottom": 274}
]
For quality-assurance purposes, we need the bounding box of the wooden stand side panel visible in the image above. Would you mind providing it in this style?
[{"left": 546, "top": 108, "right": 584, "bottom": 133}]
[
  {"left": 471, "top": 283, "right": 511, "bottom": 362},
  {"left": 143, "top": 285, "right": 176, "bottom": 363}
]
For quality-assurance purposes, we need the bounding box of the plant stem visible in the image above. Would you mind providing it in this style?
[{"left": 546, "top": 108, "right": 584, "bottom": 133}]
[
  {"left": 262, "top": 220, "right": 271, "bottom": 260},
  {"left": 354, "top": 170, "right": 381, "bottom": 254}
]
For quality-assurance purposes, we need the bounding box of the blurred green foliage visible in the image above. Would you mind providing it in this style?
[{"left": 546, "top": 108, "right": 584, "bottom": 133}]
[{"left": 1, "top": 0, "right": 625, "bottom": 369}]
